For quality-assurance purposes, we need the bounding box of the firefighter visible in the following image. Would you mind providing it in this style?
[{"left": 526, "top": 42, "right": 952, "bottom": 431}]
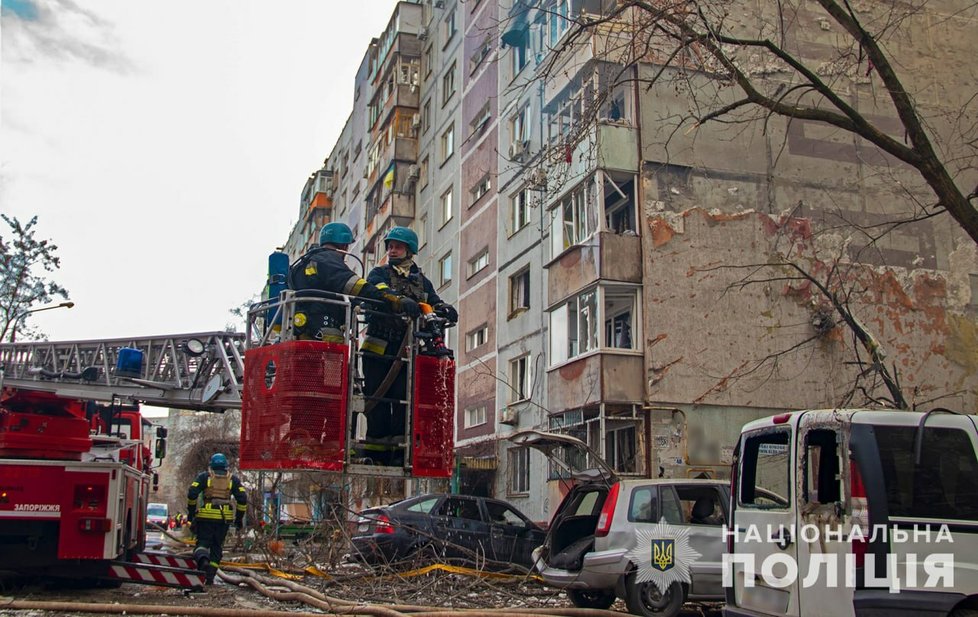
[
  {"left": 287, "top": 222, "right": 420, "bottom": 342},
  {"left": 186, "top": 453, "right": 247, "bottom": 585},
  {"left": 360, "top": 227, "right": 457, "bottom": 463}
]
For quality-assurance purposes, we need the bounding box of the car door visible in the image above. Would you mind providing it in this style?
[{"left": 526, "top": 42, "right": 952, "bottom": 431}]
[
  {"left": 731, "top": 424, "right": 799, "bottom": 616},
  {"left": 667, "top": 483, "right": 728, "bottom": 597},
  {"left": 485, "top": 499, "right": 542, "bottom": 567},
  {"left": 432, "top": 496, "right": 490, "bottom": 561}
]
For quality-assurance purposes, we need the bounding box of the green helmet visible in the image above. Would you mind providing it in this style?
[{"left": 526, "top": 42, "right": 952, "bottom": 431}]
[
  {"left": 320, "top": 222, "right": 354, "bottom": 246},
  {"left": 384, "top": 226, "right": 419, "bottom": 255},
  {"left": 209, "top": 453, "right": 228, "bottom": 471}
]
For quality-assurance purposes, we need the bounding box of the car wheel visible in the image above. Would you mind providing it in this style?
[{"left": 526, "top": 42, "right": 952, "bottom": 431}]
[
  {"left": 624, "top": 575, "right": 684, "bottom": 617},
  {"left": 568, "top": 588, "right": 616, "bottom": 609}
]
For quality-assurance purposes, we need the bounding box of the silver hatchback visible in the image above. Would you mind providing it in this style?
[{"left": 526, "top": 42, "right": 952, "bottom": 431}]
[{"left": 513, "top": 430, "right": 729, "bottom": 617}]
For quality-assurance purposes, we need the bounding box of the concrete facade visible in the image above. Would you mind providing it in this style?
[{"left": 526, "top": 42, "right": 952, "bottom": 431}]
[{"left": 286, "top": 0, "right": 978, "bottom": 522}]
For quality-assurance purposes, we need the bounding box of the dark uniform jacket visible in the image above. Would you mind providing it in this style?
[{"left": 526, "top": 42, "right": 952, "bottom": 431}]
[
  {"left": 362, "top": 263, "right": 442, "bottom": 355},
  {"left": 287, "top": 247, "right": 388, "bottom": 341},
  {"left": 186, "top": 470, "right": 248, "bottom": 524}
]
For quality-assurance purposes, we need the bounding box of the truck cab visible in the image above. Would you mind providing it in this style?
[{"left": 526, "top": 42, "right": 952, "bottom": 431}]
[{"left": 725, "top": 409, "right": 978, "bottom": 617}]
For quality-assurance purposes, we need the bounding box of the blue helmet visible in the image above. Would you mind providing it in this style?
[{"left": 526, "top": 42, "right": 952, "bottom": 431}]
[
  {"left": 384, "top": 226, "right": 419, "bottom": 255},
  {"left": 320, "top": 222, "right": 354, "bottom": 246},
  {"left": 209, "top": 453, "right": 228, "bottom": 471}
]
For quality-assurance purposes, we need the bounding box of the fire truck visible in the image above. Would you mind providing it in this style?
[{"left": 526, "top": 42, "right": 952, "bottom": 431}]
[{"left": 0, "top": 287, "right": 455, "bottom": 587}]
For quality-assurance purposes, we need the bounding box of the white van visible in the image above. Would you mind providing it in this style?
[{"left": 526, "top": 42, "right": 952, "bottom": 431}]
[
  {"left": 146, "top": 502, "right": 169, "bottom": 527},
  {"left": 725, "top": 409, "right": 978, "bottom": 617}
]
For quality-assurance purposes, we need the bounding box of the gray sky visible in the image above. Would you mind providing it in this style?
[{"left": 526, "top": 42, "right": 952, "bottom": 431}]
[{"left": 2, "top": 0, "right": 398, "bottom": 341}]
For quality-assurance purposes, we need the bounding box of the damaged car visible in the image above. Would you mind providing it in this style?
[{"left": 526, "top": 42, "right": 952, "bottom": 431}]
[
  {"left": 511, "top": 429, "right": 729, "bottom": 617},
  {"left": 351, "top": 493, "right": 545, "bottom": 572}
]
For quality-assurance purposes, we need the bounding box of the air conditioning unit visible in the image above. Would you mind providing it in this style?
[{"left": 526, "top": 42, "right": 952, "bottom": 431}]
[
  {"left": 407, "top": 164, "right": 420, "bottom": 180},
  {"left": 411, "top": 113, "right": 422, "bottom": 128},
  {"left": 501, "top": 407, "right": 519, "bottom": 426},
  {"left": 508, "top": 140, "right": 527, "bottom": 160},
  {"left": 418, "top": 26, "right": 428, "bottom": 40}
]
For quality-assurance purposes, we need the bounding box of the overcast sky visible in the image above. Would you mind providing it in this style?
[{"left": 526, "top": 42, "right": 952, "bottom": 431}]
[{"left": 2, "top": 0, "right": 398, "bottom": 342}]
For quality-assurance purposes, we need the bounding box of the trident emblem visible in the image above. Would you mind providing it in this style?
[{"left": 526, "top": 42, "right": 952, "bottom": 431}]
[{"left": 651, "top": 539, "right": 675, "bottom": 571}]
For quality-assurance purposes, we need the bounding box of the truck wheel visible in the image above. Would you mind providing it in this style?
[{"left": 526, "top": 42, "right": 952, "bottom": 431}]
[
  {"left": 624, "top": 575, "right": 684, "bottom": 617},
  {"left": 568, "top": 588, "right": 616, "bottom": 609}
]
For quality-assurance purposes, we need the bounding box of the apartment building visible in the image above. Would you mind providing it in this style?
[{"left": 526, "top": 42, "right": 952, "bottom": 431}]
[{"left": 289, "top": 0, "right": 978, "bottom": 522}]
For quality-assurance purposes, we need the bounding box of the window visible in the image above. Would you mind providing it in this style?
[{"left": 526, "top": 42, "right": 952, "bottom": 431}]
[
  {"left": 485, "top": 502, "right": 527, "bottom": 526},
  {"left": 603, "top": 172, "right": 637, "bottom": 234},
  {"left": 509, "top": 268, "right": 530, "bottom": 317},
  {"left": 442, "top": 61, "right": 456, "bottom": 105},
  {"left": 470, "top": 103, "right": 491, "bottom": 136},
  {"left": 439, "top": 252, "right": 453, "bottom": 287},
  {"left": 629, "top": 486, "right": 658, "bottom": 523},
  {"left": 511, "top": 187, "right": 530, "bottom": 233},
  {"left": 550, "top": 179, "right": 596, "bottom": 255},
  {"left": 739, "top": 430, "right": 791, "bottom": 509},
  {"left": 549, "top": 288, "right": 596, "bottom": 363},
  {"left": 674, "top": 485, "right": 727, "bottom": 526},
  {"left": 416, "top": 215, "right": 427, "bottom": 251},
  {"left": 419, "top": 156, "right": 429, "bottom": 190},
  {"left": 509, "top": 446, "right": 530, "bottom": 494},
  {"left": 422, "top": 46, "right": 432, "bottom": 80},
  {"left": 511, "top": 37, "right": 528, "bottom": 75},
  {"left": 443, "top": 8, "right": 457, "bottom": 44},
  {"left": 546, "top": 0, "right": 570, "bottom": 49},
  {"left": 441, "top": 124, "right": 454, "bottom": 162},
  {"left": 874, "top": 425, "right": 978, "bottom": 520},
  {"left": 466, "top": 324, "right": 488, "bottom": 351},
  {"left": 509, "top": 354, "right": 531, "bottom": 402},
  {"left": 440, "top": 188, "right": 453, "bottom": 225},
  {"left": 464, "top": 404, "right": 487, "bottom": 428},
  {"left": 510, "top": 104, "right": 530, "bottom": 146},
  {"left": 422, "top": 99, "right": 431, "bottom": 133},
  {"left": 470, "top": 36, "right": 492, "bottom": 74},
  {"left": 438, "top": 497, "right": 482, "bottom": 521},
  {"left": 606, "top": 424, "right": 637, "bottom": 473},
  {"left": 803, "top": 429, "right": 841, "bottom": 506},
  {"left": 470, "top": 174, "right": 491, "bottom": 204},
  {"left": 468, "top": 248, "right": 489, "bottom": 277},
  {"left": 604, "top": 290, "right": 635, "bottom": 349}
]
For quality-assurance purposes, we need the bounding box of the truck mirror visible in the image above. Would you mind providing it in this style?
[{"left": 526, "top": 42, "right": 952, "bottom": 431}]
[
  {"left": 155, "top": 438, "right": 167, "bottom": 459},
  {"left": 156, "top": 426, "right": 168, "bottom": 438}
]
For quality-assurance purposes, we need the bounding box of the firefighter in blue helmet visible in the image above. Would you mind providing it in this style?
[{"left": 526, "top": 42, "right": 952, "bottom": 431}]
[
  {"left": 187, "top": 453, "right": 248, "bottom": 584},
  {"left": 287, "top": 222, "right": 420, "bottom": 342},
  {"left": 360, "top": 227, "right": 457, "bottom": 463}
]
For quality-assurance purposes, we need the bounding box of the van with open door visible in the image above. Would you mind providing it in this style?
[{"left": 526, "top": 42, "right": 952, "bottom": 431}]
[{"left": 725, "top": 409, "right": 978, "bottom": 617}]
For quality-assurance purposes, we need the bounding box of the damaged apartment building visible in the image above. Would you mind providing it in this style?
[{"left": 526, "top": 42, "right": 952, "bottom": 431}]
[{"left": 283, "top": 0, "right": 978, "bottom": 522}]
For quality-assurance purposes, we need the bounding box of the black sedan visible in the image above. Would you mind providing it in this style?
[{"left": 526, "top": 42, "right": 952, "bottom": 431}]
[{"left": 351, "top": 493, "right": 545, "bottom": 571}]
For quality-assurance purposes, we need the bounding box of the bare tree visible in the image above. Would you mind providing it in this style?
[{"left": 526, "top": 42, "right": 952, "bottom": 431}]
[{"left": 518, "top": 0, "right": 978, "bottom": 242}]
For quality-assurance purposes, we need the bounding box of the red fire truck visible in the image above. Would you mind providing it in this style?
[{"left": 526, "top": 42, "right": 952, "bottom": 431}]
[{"left": 0, "top": 291, "right": 456, "bottom": 587}]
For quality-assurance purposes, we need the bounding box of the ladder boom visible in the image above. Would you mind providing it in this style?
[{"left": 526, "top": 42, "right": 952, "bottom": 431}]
[{"left": 0, "top": 331, "right": 245, "bottom": 412}]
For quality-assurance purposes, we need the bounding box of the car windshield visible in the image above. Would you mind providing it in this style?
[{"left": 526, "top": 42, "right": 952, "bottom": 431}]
[
  {"left": 147, "top": 505, "right": 167, "bottom": 516},
  {"left": 874, "top": 425, "right": 978, "bottom": 520}
]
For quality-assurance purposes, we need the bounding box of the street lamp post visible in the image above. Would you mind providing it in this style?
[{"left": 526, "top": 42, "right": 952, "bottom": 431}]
[{"left": 9, "top": 301, "right": 75, "bottom": 343}]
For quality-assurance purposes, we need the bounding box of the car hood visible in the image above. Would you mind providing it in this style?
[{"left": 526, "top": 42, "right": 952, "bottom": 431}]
[{"left": 508, "top": 429, "right": 617, "bottom": 485}]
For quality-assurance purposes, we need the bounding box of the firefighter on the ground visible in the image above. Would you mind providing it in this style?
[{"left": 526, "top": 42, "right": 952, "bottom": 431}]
[
  {"left": 287, "top": 222, "right": 421, "bottom": 342},
  {"left": 360, "top": 226, "right": 457, "bottom": 464},
  {"left": 186, "top": 453, "right": 248, "bottom": 584}
]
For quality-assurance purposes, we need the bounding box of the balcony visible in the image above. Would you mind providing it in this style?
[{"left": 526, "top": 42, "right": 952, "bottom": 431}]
[
  {"left": 365, "top": 191, "right": 415, "bottom": 248},
  {"left": 546, "top": 352, "right": 644, "bottom": 411},
  {"left": 547, "top": 230, "right": 641, "bottom": 306}
]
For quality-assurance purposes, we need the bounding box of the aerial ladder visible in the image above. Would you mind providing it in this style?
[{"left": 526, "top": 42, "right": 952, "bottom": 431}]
[{"left": 0, "top": 290, "right": 455, "bottom": 587}]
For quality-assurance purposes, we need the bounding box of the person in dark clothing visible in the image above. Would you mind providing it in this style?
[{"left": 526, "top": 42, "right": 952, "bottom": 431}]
[
  {"left": 187, "top": 453, "right": 248, "bottom": 585},
  {"left": 287, "top": 222, "right": 419, "bottom": 342},
  {"left": 360, "top": 227, "right": 457, "bottom": 462}
]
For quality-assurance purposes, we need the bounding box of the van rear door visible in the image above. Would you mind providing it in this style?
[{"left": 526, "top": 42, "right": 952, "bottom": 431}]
[
  {"left": 731, "top": 422, "right": 799, "bottom": 616},
  {"left": 853, "top": 412, "right": 978, "bottom": 595}
]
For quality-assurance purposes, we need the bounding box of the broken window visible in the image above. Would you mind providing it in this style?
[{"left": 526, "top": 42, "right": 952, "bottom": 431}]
[
  {"left": 628, "top": 486, "right": 658, "bottom": 523},
  {"left": 739, "top": 430, "right": 791, "bottom": 510},
  {"left": 602, "top": 172, "right": 636, "bottom": 234},
  {"left": 803, "top": 429, "right": 841, "bottom": 505},
  {"left": 508, "top": 446, "right": 530, "bottom": 493},
  {"left": 674, "top": 485, "right": 727, "bottom": 526},
  {"left": 606, "top": 423, "right": 637, "bottom": 473},
  {"left": 550, "top": 285, "right": 638, "bottom": 364}
]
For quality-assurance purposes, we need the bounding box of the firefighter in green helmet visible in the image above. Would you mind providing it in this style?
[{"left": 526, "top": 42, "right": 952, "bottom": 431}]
[
  {"left": 360, "top": 226, "right": 457, "bottom": 463},
  {"left": 186, "top": 453, "right": 247, "bottom": 584},
  {"left": 287, "top": 222, "right": 420, "bottom": 342}
]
